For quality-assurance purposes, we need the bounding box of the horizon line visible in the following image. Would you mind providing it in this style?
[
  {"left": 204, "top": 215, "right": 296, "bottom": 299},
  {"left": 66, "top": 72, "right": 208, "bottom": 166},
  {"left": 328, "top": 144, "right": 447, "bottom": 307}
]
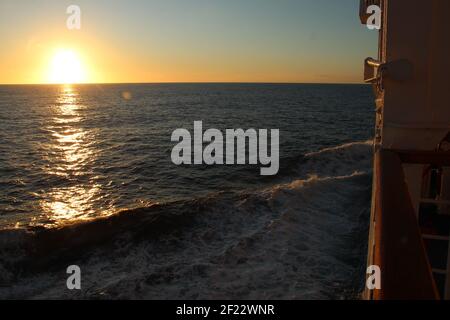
[{"left": 0, "top": 81, "right": 368, "bottom": 86}]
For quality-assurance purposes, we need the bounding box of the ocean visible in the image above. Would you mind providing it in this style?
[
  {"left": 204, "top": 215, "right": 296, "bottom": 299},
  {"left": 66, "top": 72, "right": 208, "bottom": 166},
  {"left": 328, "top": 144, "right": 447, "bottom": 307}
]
[{"left": 0, "top": 83, "right": 374, "bottom": 299}]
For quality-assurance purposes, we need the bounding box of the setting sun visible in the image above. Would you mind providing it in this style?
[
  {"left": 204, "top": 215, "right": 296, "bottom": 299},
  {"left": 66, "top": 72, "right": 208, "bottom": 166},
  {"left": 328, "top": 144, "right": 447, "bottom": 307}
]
[{"left": 48, "top": 49, "right": 87, "bottom": 84}]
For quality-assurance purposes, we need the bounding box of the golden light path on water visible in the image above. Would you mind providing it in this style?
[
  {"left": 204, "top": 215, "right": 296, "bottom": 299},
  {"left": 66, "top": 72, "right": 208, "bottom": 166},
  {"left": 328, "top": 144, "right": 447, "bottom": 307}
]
[{"left": 38, "top": 85, "right": 113, "bottom": 226}]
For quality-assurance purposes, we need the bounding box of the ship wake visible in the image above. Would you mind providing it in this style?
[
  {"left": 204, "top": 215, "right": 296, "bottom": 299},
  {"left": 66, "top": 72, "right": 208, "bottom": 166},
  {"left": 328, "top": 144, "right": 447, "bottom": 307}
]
[{"left": 0, "top": 141, "right": 373, "bottom": 299}]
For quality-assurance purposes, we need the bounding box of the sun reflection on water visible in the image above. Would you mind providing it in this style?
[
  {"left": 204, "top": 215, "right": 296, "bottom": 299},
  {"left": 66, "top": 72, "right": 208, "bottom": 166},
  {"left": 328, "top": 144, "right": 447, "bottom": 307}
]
[{"left": 38, "top": 85, "right": 113, "bottom": 226}]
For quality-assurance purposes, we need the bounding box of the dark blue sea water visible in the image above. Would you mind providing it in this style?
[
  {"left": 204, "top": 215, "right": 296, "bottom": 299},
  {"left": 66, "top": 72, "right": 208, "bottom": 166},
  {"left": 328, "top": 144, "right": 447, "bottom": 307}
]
[{"left": 0, "top": 84, "right": 374, "bottom": 299}]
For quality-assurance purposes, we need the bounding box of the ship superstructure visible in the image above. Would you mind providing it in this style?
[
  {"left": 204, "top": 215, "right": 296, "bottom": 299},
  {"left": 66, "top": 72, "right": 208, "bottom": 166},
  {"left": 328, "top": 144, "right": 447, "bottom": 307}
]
[{"left": 360, "top": 0, "right": 450, "bottom": 299}]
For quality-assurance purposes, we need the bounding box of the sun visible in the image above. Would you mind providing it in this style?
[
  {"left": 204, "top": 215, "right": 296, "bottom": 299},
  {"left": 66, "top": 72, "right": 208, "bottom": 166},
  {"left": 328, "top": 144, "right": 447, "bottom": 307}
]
[{"left": 48, "top": 49, "right": 87, "bottom": 84}]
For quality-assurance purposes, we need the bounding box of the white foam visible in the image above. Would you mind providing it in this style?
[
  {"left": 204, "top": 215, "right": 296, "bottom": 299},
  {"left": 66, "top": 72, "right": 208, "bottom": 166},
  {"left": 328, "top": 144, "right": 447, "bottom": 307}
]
[
  {"left": 305, "top": 140, "right": 373, "bottom": 158},
  {"left": 0, "top": 140, "right": 374, "bottom": 299}
]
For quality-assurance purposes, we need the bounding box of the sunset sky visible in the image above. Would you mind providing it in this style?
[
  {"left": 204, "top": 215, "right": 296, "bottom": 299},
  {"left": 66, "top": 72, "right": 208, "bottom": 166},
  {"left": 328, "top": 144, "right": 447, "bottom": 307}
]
[{"left": 0, "top": 0, "right": 377, "bottom": 84}]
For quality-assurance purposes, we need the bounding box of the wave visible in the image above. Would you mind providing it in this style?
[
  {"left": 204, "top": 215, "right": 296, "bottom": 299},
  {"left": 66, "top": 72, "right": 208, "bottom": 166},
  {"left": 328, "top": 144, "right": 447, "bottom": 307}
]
[
  {"left": 305, "top": 140, "right": 373, "bottom": 157},
  {"left": 0, "top": 140, "right": 373, "bottom": 299}
]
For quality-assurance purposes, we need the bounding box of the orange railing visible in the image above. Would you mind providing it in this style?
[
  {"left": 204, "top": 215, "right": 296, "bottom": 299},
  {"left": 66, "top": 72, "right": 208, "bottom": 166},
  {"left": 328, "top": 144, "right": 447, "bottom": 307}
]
[{"left": 371, "top": 149, "right": 439, "bottom": 299}]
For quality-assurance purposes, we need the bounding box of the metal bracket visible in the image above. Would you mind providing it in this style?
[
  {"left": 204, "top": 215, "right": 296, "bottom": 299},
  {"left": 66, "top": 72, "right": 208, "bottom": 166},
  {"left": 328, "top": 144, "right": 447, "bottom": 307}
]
[{"left": 364, "top": 57, "right": 414, "bottom": 91}]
